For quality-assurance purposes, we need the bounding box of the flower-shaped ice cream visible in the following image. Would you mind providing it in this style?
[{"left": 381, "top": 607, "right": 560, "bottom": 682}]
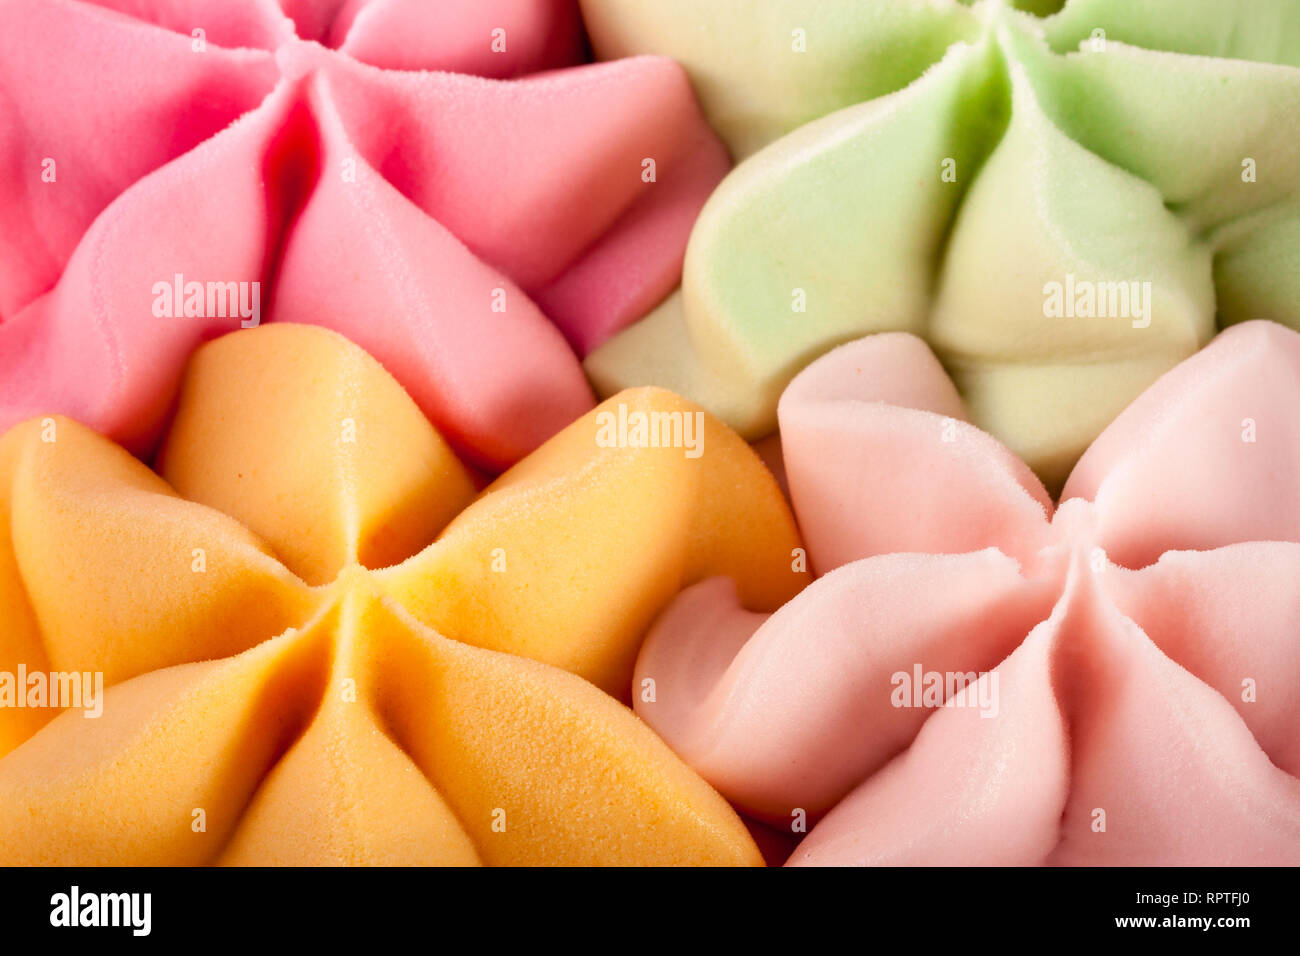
[
  {"left": 582, "top": 0, "right": 1300, "bottom": 488},
  {"left": 0, "top": 323, "right": 806, "bottom": 865},
  {"left": 0, "top": 0, "right": 731, "bottom": 468},
  {"left": 634, "top": 319, "right": 1300, "bottom": 865}
]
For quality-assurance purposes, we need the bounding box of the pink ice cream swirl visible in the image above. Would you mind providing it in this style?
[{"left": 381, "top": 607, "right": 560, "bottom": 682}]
[
  {"left": 636, "top": 320, "right": 1300, "bottom": 866},
  {"left": 0, "top": 0, "right": 730, "bottom": 469}
]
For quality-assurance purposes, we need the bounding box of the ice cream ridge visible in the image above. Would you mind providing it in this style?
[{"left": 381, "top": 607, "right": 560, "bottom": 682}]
[
  {"left": 0, "top": 324, "right": 807, "bottom": 866},
  {"left": 634, "top": 320, "right": 1300, "bottom": 866},
  {"left": 581, "top": 0, "right": 1300, "bottom": 489},
  {"left": 0, "top": 0, "right": 731, "bottom": 469}
]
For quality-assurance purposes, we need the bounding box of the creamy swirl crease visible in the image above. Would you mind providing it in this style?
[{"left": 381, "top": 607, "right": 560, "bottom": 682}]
[
  {"left": 634, "top": 321, "right": 1300, "bottom": 866},
  {"left": 583, "top": 0, "right": 1300, "bottom": 489}
]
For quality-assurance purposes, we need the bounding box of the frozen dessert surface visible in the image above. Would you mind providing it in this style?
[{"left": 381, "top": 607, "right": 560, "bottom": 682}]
[
  {"left": 0, "top": 323, "right": 809, "bottom": 865},
  {"left": 634, "top": 320, "right": 1300, "bottom": 865},
  {"left": 583, "top": 0, "right": 1300, "bottom": 489}
]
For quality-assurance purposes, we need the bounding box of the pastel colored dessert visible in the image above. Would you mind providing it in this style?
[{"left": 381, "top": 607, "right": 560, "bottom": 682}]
[
  {"left": 0, "top": 323, "right": 806, "bottom": 865},
  {"left": 0, "top": 0, "right": 730, "bottom": 469},
  {"left": 582, "top": 0, "right": 1300, "bottom": 488},
  {"left": 634, "top": 320, "right": 1300, "bottom": 865}
]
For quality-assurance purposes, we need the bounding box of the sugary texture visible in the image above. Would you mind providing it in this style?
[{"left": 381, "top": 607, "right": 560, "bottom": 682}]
[
  {"left": 159, "top": 324, "right": 477, "bottom": 586},
  {"left": 581, "top": 0, "right": 980, "bottom": 160},
  {"left": 0, "top": 323, "right": 807, "bottom": 865},
  {"left": 582, "top": 0, "right": 1300, "bottom": 489},
  {"left": 634, "top": 320, "right": 1300, "bottom": 866},
  {"left": 0, "top": 0, "right": 731, "bottom": 469}
]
